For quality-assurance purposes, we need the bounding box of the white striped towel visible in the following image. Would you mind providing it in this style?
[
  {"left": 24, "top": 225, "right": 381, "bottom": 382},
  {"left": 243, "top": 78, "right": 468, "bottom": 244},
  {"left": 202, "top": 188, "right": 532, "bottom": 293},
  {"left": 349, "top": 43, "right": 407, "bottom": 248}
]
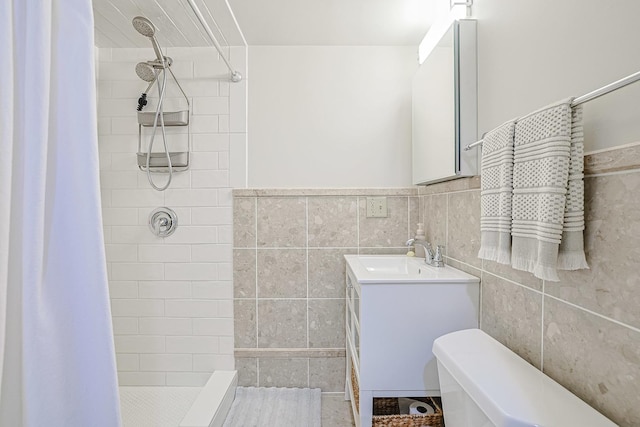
[
  {"left": 558, "top": 105, "right": 589, "bottom": 270},
  {"left": 478, "top": 120, "right": 516, "bottom": 264},
  {"left": 511, "top": 98, "right": 588, "bottom": 281}
]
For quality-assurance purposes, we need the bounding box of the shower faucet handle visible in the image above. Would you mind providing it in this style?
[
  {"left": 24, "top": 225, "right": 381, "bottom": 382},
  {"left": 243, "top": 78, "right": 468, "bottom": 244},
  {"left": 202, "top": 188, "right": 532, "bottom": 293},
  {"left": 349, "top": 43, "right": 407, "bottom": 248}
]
[{"left": 149, "top": 207, "right": 178, "bottom": 237}]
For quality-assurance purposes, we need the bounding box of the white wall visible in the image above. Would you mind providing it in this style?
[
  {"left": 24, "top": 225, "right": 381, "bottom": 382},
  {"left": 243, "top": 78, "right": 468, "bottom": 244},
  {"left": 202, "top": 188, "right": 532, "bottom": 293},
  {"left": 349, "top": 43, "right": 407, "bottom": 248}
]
[
  {"left": 246, "top": 0, "right": 640, "bottom": 189},
  {"left": 248, "top": 46, "right": 416, "bottom": 187},
  {"left": 474, "top": 0, "right": 640, "bottom": 152},
  {"left": 97, "top": 46, "right": 246, "bottom": 386}
]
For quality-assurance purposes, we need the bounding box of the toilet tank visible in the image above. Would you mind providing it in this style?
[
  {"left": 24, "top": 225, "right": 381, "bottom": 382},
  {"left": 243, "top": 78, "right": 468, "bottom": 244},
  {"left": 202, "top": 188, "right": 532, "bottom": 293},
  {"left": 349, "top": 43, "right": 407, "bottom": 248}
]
[{"left": 432, "top": 329, "right": 617, "bottom": 427}]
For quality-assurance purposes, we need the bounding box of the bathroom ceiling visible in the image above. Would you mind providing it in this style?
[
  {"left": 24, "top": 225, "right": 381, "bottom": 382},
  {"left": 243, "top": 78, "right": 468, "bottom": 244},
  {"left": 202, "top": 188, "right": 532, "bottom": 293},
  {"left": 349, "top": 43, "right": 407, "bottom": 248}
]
[
  {"left": 227, "top": 0, "right": 437, "bottom": 46},
  {"left": 92, "top": 0, "right": 246, "bottom": 48},
  {"left": 92, "top": 0, "right": 438, "bottom": 48}
]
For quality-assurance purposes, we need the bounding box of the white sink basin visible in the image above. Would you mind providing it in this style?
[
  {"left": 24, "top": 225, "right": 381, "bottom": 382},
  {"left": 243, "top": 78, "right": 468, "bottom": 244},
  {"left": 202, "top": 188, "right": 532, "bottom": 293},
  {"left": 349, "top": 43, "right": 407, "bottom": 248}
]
[
  {"left": 345, "top": 254, "right": 479, "bottom": 284},
  {"left": 357, "top": 256, "right": 420, "bottom": 274}
]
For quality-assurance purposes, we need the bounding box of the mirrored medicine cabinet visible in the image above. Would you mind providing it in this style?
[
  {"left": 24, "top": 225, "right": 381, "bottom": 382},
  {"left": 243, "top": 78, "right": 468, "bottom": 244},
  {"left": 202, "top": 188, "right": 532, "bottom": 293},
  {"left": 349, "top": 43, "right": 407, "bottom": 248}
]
[{"left": 412, "top": 19, "right": 478, "bottom": 185}]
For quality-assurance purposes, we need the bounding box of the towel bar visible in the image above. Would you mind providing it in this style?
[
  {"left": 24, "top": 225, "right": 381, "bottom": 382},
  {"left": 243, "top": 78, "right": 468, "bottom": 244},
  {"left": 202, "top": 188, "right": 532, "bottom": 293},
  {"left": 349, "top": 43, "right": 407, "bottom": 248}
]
[{"left": 464, "top": 69, "right": 640, "bottom": 151}]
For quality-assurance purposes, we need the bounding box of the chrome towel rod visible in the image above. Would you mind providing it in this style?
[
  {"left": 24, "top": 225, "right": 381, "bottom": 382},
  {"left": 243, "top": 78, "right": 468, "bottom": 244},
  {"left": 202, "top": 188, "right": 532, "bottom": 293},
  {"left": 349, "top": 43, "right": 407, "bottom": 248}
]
[
  {"left": 185, "top": 0, "right": 242, "bottom": 82},
  {"left": 464, "top": 69, "right": 640, "bottom": 151}
]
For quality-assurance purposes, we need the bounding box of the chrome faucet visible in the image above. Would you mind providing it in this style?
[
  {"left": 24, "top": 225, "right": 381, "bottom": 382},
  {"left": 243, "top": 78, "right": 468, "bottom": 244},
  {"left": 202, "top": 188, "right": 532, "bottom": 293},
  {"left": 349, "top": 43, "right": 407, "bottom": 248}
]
[
  {"left": 406, "top": 238, "right": 444, "bottom": 267},
  {"left": 433, "top": 244, "right": 445, "bottom": 267}
]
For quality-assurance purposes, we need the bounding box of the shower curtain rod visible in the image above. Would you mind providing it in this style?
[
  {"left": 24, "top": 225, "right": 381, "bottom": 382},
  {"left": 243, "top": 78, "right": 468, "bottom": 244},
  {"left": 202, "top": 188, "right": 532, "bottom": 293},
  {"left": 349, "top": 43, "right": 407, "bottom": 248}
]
[
  {"left": 464, "top": 69, "right": 640, "bottom": 151},
  {"left": 185, "top": 0, "right": 242, "bottom": 82}
]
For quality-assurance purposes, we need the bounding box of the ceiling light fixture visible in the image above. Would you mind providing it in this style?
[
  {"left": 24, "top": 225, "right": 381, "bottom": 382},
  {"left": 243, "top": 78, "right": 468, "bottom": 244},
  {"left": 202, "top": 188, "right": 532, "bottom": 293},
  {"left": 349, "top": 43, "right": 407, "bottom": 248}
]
[{"left": 418, "top": 1, "right": 471, "bottom": 64}]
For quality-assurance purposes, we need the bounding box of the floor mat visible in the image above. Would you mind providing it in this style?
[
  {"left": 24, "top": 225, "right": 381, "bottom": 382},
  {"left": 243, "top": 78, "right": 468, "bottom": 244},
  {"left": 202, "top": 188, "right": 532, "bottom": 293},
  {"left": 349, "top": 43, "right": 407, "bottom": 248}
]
[{"left": 223, "top": 387, "right": 321, "bottom": 427}]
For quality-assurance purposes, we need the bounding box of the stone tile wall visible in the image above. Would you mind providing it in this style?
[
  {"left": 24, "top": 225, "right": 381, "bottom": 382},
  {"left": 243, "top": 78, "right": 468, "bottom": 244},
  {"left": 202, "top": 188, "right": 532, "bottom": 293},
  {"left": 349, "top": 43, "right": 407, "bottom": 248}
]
[
  {"left": 232, "top": 189, "right": 418, "bottom": 391},
  {"left": 416, "top": 144, "right": 640, "bottom": 427},
  {"left": 231, "top": 145, "right": 640, "bottom": 425}
]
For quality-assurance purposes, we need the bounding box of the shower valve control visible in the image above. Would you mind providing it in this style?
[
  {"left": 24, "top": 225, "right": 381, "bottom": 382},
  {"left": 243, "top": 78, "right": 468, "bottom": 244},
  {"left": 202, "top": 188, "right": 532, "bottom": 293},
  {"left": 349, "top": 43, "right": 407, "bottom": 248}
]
[{"left": 149, "top": 207, "right": 178, "bottom": 237}]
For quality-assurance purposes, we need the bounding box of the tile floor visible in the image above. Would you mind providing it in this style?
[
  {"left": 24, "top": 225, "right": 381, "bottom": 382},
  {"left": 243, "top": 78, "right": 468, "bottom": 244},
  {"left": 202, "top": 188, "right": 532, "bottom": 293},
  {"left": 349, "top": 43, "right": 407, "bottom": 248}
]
[
  {"left": 322, "top": 393, "right": 356, "bottom": 426},
  {"left": 120, "top": 387, "right": 356, "bottom": 426}
]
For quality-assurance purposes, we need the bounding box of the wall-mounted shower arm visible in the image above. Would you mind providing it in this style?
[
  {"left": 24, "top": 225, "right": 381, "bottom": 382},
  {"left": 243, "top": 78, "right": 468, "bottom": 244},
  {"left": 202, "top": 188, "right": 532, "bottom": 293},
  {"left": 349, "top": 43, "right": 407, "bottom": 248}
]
[{"left": 185, "top": 0, "right": 242, "bottom": 82}]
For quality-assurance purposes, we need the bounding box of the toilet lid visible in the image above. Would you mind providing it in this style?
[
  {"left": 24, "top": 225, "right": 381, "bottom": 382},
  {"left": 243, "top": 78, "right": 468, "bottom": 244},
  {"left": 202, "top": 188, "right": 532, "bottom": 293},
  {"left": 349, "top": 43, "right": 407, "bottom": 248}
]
[{"left": 433, "top": 329, "right": 617, "bottom": 427}]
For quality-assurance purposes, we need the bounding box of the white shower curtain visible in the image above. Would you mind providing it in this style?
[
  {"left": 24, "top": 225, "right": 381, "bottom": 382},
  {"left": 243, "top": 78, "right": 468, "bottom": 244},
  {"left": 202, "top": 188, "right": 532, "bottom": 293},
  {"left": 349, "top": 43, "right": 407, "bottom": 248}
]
[{"left": 0, "top": 0, "right": 121, "bottom": 426}]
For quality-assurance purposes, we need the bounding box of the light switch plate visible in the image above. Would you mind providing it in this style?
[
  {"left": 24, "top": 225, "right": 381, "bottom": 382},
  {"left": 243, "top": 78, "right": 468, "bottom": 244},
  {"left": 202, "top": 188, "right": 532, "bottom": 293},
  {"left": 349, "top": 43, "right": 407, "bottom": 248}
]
[{"left": 366, "top": 197, "right": 388, "bottom": 218}]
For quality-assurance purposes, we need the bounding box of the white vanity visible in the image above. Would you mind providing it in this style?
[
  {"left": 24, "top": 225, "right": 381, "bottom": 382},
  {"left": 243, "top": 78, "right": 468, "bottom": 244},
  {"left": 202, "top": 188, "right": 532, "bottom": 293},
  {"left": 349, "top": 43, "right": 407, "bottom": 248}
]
[{"left": 344, "top": 255, "right": 480, "bottom": 427}]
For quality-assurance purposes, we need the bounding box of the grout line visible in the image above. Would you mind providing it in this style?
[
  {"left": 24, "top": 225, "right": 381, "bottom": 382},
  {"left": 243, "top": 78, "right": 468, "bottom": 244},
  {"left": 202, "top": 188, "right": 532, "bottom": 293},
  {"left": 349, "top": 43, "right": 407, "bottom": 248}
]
[
  {"left": 420, "top": 187, "right": 480, "bottom": 197},
  {"left": 356, "top": 197, "right": 361, "bottom": 255},
  {"left": 585, "top": 167, "right": 640, "bottom": 178},
  {"left": 235, "top": 246, "right": 410, "bottom": 250},
  {"left": 476, "top": 262, "right": 640, "bottom": 335},
  {"left": 478, "top": 268, "right": 484, "bottom": 330},
  {"left": 480, "top": 269, "right": 544, "bottom": 295},
  {"left": 254, "top": 197, "right": 259, "bottom": 349},
  {"left": 234, "top": 186, "right": 484, "bottom": 198},
  {"left": 478, "top": 259, "right": 484, "bottom": 330},
  {"left": 540, "top": 280, "right": 545, "bottom": 372},
  {"left": 407, "top": 196, "right": 411, "bottom": 238},
  {"left": 445, "top": 193, "right": 449, "bottom": 252},
  {"left": 233, "top": 246, "right": 356, "bottom": 250},
  {"left": 584, "top": 140, "right": 640, "bottom": 155},
  {"left": 253, "top": 197, "right": 258, "bottom": 247},
  {"left": 306, "top": 197, "right": 310, "bottom": 349},
  {"left": 544, "top": 293, "right": 640, "bottom": 334}
]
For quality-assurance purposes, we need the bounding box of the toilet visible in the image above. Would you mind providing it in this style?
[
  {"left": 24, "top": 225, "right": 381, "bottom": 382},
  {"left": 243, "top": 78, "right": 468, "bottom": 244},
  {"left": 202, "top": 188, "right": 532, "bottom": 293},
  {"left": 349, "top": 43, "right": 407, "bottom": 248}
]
[{"left": 432, "top": 329, "right": 617, "bottom": 427}]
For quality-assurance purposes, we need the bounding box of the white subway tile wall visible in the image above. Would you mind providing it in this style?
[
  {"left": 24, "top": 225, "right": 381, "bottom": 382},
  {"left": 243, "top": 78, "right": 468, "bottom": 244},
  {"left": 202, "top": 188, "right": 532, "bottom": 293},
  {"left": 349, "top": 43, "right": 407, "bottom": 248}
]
[{"left": 98, "top": 46, "right": 246, "bottom": 386}]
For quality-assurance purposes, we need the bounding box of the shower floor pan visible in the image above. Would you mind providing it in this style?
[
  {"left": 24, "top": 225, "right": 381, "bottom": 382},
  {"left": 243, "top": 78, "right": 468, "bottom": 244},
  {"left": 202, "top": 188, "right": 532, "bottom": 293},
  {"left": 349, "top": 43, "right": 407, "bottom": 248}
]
[{"left": 120, "top": 370, "right": 237, "bottom": 427}]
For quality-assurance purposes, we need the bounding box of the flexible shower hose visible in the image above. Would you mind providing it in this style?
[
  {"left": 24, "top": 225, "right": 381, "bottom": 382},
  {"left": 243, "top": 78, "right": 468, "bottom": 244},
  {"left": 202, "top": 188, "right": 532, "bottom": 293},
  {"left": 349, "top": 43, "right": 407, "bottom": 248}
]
[{"left": 145, "top": 66, "right": 173, "bottom": 191}]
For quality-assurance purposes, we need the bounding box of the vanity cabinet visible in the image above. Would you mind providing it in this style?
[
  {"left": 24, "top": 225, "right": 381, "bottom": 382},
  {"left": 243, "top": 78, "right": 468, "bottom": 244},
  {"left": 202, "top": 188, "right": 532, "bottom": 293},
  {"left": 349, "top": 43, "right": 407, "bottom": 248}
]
[{"left": 344, "top": 255, "right": 480, "bottom": 427}]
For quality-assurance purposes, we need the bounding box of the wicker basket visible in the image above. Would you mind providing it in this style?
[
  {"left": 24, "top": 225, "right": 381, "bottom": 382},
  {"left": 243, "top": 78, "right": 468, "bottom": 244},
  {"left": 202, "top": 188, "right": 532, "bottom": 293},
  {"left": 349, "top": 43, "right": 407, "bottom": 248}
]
[
  {"left": 350, "top": 364, "right": 360, "bottom": 413},
  {"left": 372, "top": 397, "right": 444, "bottom": 427},
  {"left": 350, "top": 363, "right": 444, "bottom": 427}
]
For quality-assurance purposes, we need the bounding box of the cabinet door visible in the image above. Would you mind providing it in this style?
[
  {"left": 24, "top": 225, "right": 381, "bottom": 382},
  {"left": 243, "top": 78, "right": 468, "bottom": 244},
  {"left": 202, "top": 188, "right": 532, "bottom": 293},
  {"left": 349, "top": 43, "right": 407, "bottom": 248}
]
[{"left": 360, "top": 282, "right": 478, "bottom": 392}]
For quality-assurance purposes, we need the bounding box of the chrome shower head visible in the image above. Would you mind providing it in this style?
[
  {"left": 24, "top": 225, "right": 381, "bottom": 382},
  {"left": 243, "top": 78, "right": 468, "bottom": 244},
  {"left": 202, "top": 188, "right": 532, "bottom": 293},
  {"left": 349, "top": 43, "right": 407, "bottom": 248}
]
[
  {"left": 132, "top": 16, "right": 156, "bottom": 38},
  {"left": 132, "top": 16, "right": 164, "bottom": 63},
  {"left": 135, "top": 62, "right": 157, "bottom": 82}
]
